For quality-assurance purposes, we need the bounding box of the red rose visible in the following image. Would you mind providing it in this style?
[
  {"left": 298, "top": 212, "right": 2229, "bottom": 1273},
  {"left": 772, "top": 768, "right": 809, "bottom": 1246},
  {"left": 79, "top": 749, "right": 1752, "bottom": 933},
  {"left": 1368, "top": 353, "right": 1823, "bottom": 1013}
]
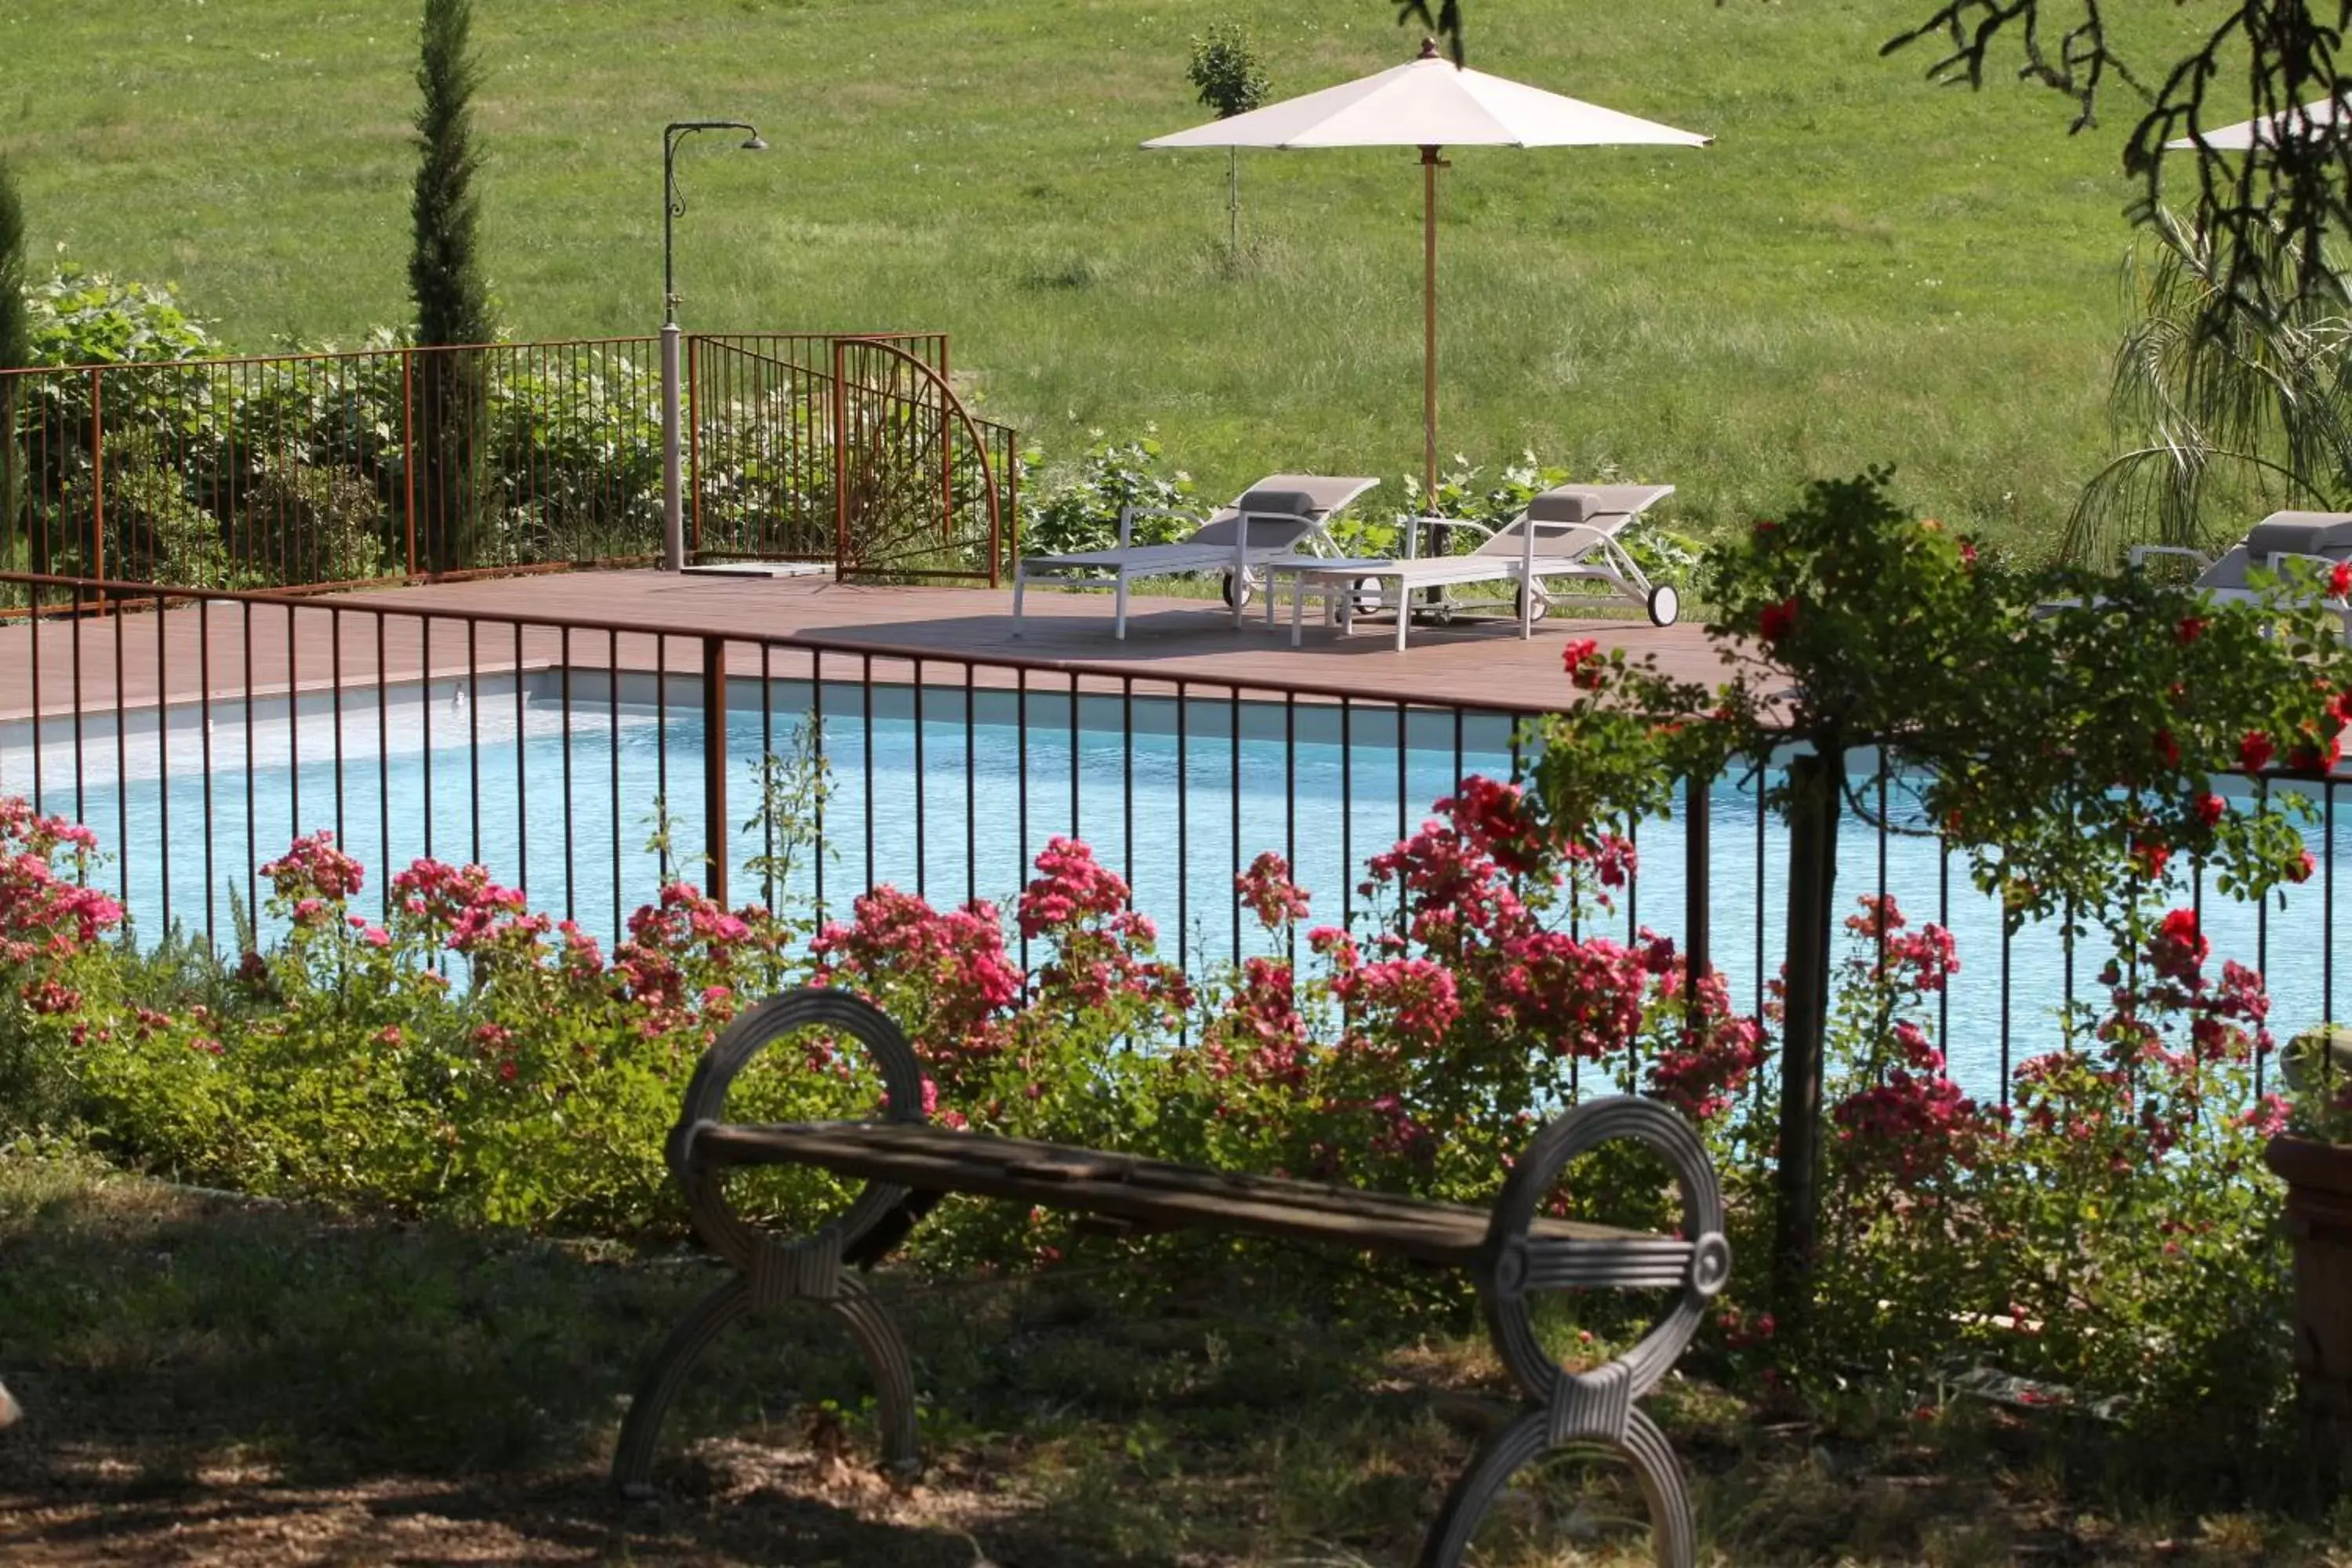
[
  {"left": 2131, "top": 836, "right": 2172, "bottom": 879},
  {"left": 2239, "top": 731, "right": 2274, "bottom": 773},
  {"left": 1560, "top": 639, "right": 1604, "bottom": 690},
  {"left": 2175, "top": 615, "right": 2207, "bottom": 645},
  {"left": 2159, "top": 907, "right": 2209, "bottom": 962},
  {"left": 2291, "top": 848, "right": 2318, "bottom": 884},
  {"left": 2152, "top": 729, "right": 2181, "bottom": 768},
  {"left": 2331, "top": 561, "right": 2352, "bottom": 598},
  {"left": 1958, "top": 541, "right": 1979, "bottom": 566},
  {"left": 1758, "top": 597, "right": 1800, "bottom": 644},
  {"left": 2287, "top": 730, "right": 2342, "bottom": 775},
  {"left": 2194, "top": 794, "right": 2227, "bottom": 828}
]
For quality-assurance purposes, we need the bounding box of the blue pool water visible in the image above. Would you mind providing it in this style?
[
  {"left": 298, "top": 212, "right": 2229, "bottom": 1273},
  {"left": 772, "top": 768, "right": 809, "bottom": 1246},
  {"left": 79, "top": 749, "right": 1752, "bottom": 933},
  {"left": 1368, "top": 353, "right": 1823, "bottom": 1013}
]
[{"left": 4, "top": 673, "right": 2344, "bottom": 1102}]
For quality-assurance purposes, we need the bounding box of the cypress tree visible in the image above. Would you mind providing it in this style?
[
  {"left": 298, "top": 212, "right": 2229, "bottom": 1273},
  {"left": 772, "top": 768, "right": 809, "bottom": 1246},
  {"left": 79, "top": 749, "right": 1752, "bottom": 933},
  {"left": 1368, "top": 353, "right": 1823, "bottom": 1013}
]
[
  {"left": 0, "top": 158, "right": 27, "bottom": 576},
  {"left": 408, "top": 0, "right": 492, "bottom": 574}
]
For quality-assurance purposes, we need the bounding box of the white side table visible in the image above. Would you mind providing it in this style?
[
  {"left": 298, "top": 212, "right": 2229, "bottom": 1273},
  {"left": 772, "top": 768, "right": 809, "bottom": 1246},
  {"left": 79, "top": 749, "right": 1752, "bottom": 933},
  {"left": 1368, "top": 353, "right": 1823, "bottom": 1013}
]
[{"left": 1257, "top": 555, "right": 1394, "bottom": 642}]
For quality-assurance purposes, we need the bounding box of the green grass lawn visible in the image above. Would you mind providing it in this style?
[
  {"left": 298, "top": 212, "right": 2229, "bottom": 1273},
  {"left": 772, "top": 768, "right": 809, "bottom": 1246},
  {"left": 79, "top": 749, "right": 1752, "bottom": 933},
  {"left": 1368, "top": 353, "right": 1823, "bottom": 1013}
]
[{"left": 3, "top": 0, "right": 2229, "bottom": 552}]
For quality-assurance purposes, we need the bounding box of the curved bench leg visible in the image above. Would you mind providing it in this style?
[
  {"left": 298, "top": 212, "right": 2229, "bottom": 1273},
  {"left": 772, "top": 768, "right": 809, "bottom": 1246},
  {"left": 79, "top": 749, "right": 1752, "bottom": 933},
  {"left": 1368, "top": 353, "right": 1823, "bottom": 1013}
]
[
  {"left": 1417, "top": 1408, "right": 1549, "bottom": 1568},
  {"left": 829, "top": 1276, "right": 923, "bottom": 1482},
  {"left": 612, "top": 1276, "right": 756, "bottom": 1500},
  {"left": 612, "top": 1275, "right": 927, "bottom": 1499},
  {"left": 1414, "top": 1406, "right": 1695, "bottom": 1568}
]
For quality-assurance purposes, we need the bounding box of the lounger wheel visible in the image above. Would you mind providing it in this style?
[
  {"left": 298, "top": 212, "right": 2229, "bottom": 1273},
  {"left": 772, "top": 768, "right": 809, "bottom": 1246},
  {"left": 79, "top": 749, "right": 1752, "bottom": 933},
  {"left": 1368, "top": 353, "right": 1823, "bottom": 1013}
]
[
  {"left": 1646, "top": 584, "right": 1679, "bottom": 628},
  {"left": 1221, "top": 574, "right": 1255, "bottom": 610}
]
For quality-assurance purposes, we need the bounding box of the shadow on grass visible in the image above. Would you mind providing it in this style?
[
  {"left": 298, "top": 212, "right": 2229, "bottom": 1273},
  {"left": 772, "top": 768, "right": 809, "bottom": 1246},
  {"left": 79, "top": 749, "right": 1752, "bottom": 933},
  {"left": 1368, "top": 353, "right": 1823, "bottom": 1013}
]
[
  {"left": 0, "top": 1159, "right": 1530, "bottom": 1566},
  {"left": 11, "top": 1156, "right": 2340, "bottom": 1566}
]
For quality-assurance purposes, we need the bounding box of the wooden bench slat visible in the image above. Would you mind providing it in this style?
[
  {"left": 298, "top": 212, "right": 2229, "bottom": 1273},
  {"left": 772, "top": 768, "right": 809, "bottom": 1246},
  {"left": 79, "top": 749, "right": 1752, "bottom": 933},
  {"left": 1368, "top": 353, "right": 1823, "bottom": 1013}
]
[{"left": 691, "top": 1121, "right": 1665, "bottom": 1269}]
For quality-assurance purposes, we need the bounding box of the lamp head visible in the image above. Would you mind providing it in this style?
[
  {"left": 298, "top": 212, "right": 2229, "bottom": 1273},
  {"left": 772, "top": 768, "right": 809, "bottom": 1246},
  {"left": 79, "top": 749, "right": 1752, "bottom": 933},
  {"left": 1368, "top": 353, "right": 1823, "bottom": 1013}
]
[{"left": 742, "top": 132, "right": 768, "bottom": 151}]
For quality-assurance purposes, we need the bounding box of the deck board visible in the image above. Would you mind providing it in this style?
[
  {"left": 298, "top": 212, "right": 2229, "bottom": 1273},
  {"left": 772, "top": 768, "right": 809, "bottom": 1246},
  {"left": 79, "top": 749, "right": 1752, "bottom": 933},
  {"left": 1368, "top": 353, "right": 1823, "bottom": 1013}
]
[{"left": 0, "top": 571, "right": 1739, "bottom": 723}]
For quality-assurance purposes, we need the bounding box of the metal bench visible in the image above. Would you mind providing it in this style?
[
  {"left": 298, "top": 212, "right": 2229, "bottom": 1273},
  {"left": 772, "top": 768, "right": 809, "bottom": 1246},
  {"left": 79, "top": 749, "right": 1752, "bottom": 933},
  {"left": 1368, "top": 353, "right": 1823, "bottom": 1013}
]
[{"left": 613, "top": 989, "right": 1730, "bottom": 1568}]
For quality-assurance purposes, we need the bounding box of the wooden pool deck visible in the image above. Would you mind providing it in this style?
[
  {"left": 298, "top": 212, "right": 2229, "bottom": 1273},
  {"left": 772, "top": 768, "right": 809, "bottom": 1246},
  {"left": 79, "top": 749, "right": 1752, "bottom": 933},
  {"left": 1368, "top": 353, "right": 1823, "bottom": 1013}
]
[{"left": 0, "top": 571, "right": 1740, "bottom": 722}]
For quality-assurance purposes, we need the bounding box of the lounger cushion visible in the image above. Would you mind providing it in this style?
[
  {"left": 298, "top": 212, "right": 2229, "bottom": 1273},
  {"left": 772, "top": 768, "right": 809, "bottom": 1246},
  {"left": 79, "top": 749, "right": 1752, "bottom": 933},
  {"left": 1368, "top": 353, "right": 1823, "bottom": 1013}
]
[
  {"left": 1233, "top": 488, "right": 1326, "bottom": 521},
  {"left": 1525, "top": 491, "right": 1593, "bottom": 524},
  {"left": 2245, "top": 512, "right": 2352, "bottom": 561}
]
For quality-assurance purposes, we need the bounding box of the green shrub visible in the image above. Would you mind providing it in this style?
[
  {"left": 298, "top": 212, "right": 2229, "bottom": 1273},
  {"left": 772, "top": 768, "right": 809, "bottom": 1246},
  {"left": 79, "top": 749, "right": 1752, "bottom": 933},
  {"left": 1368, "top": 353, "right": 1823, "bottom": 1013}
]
[
  {"left": 238, "top": 456, "right": 391, "bottom": 585},
  {"left": 1017, "top": 427, "right": 1200, "bottom": 557}
]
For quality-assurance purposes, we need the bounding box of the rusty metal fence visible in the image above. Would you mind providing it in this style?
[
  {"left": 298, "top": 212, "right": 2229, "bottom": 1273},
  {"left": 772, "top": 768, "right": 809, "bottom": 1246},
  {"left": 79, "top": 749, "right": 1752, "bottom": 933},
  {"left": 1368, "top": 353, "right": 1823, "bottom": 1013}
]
[{"left": 0, "top": 332, "right": 1016, "bottom": 600}]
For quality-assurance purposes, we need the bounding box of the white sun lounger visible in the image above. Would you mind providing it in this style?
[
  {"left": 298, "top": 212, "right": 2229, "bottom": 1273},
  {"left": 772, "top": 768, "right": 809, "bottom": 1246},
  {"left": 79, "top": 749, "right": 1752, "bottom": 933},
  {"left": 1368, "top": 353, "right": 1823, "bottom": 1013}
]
[
  {"left": 2128, "top": 510, "right": 2352, "bottom": 637},
  {"left": 1265, "top": 483, "right": 1677, "bottom": 652},
  {"left": 1011, "top": 474, "right": 1379, "bottom": 640}
]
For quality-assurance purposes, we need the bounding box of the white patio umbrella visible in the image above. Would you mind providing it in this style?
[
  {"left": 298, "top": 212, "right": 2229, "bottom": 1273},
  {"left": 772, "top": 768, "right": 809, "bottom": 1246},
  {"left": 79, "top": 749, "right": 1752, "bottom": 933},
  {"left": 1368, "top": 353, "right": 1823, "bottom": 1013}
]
[
  {"left": 2165, "top": 96, "right": 2350, "bottom": 150},
  {"left": 1144, "top": 38, "right": 1710, "bottom": 496}
]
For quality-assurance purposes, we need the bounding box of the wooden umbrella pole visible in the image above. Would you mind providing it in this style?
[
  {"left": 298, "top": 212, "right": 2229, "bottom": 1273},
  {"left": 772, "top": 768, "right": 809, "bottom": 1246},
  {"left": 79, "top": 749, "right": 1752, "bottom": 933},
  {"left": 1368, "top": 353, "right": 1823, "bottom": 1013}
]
[{"left": 1422, "top": 144, "right": 1441, "bottom": 502}]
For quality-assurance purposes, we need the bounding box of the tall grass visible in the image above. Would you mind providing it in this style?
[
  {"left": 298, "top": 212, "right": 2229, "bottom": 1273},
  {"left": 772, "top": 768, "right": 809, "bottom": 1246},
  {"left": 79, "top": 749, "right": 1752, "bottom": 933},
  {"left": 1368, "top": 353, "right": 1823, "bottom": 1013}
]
[{"left": 5, "top": 0, "right": 2229, "bottom": 551}]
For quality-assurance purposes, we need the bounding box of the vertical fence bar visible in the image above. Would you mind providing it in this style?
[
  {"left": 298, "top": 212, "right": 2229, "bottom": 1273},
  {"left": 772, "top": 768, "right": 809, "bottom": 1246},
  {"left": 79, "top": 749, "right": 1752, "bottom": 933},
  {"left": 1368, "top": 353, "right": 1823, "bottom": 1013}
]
[
  {"left": 331, "top": 607, "right": 347, "bottom": 852},
  {"left": 1018, "top": 668, "right": 1031, "bottom": 977},
  {"left": 420, "top": 617, "right": 434, "bottom": 865},
  {"left": 199, "top": 597, "right": 216, "bottom": 947},
  {"left": 560, "top": 627, "right": 575, "bottom": 923},
  {"left": 242, "top": 605, "right": 259, "bottom": 922},
  {"left": 811, "top": 649, "right": 827, "bottom": 928},
  {"left": 514, "top": 621, "right": 528, "bottom": 897},
  {"left": 401, "top": 351, "right": 419, "bottom": 579},
  {"left": 608, "top": 628, "right": 622, "bottom": 941},
  {"left": 1175, "top": 680, "right": 1188, "bottom": 978},
  {"left": 913, "top": 659, "right": 927, "bottom": 900},
  {"left": 1231, "top": 687, "right": 1243, "bottom": 966},
  {"left": 376, "top": 615, "right": 390, "bottom": 927},
  {"left": 964, "top": 663, "right": 978, "bottom": 909},
  {"left": 861, "top": 653, "right": 875, "bottom": 894},
  {"left": 655, "top": 636, "right": 670, "bottom": 882},
  {"left": 1684, "top": 771, "right": 1711, "bottom": 1008},
  {"left": 760, "top": 642, "right": 775, "bottom": 910},
  {"left": 154, "top": 589, "right": 170, "bottom": 934},
  {"left": 466, "top": 619, "right": 481, "bottom": 866},
  {"left": 87, "top": 370, "right": 105, "bottom": 590},
  {"left": 285, "top": 604, "right": 300, "bottom": 848},
  {"left": 702, "top": 635, "right": 728, "bottom": 905},
  {"left": 111, "top": 598, "right": 126, "bottom": 906},
  {"left": 1340, "top": 697, "right": 1352, "bottom": 927}
]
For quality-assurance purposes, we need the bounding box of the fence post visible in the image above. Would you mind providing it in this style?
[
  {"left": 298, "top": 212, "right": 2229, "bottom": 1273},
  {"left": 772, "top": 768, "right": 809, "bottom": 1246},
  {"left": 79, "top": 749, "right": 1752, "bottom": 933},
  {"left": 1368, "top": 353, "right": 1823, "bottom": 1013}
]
[
  {"left": 1773, "top": 746, "right": 1840, "bottom": 1335},
  {"left": 661, "top": 323, "right": 685, "bottom": 572},
  {"left": 702, "top": 635, "right": 728, "bottom": 906},
  {"left": 1683, "top": 769, "right": 1711, "bottom": 1011}
]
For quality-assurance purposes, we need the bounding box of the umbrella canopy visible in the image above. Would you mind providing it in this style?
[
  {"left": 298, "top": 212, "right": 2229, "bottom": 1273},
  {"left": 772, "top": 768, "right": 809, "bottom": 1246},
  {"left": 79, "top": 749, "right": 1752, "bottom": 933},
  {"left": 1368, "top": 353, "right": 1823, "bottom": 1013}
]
[
  {"left": 1145, "top": 40, "right": 1709, "bottom": 495},
  {"left": 2166, "top": 96, "right": 2350, "bottom": 150}
]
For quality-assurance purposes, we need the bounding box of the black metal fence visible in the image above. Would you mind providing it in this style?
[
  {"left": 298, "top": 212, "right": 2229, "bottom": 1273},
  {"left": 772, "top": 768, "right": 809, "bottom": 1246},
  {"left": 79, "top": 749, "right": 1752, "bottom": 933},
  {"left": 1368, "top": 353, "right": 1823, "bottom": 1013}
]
[{"left": 1, "top": 573, "right": 2343, "bottom": 1107}]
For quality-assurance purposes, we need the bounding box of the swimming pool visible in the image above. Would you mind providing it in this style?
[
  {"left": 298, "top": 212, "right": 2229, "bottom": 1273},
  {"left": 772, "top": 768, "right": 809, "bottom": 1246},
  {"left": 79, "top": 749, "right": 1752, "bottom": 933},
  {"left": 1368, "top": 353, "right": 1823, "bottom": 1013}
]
[{"left": 4, "top": 670, "right": 2343, "bottom": 1102}]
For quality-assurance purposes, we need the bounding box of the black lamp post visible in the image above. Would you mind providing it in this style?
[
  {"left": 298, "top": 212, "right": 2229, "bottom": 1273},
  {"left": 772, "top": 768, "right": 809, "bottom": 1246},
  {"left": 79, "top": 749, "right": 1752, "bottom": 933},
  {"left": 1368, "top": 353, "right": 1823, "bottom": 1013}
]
[{"left": 661, "top": 120, "right": 765, "bottom": 570}]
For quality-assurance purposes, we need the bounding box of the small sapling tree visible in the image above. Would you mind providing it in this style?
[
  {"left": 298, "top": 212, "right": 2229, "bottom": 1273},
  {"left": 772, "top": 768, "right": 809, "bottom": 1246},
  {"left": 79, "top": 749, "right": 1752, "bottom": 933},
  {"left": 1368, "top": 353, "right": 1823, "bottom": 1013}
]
[{"left": 1186, "top": 21, "right": 1271, "bottom": 258}]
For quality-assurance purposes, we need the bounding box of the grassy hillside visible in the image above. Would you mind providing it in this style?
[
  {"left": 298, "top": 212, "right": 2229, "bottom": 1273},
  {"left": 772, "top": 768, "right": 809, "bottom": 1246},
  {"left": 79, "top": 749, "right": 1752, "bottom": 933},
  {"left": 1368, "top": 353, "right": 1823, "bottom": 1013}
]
[{"left": 2, "top": 0, "right": 2224, "bottom": 550}]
